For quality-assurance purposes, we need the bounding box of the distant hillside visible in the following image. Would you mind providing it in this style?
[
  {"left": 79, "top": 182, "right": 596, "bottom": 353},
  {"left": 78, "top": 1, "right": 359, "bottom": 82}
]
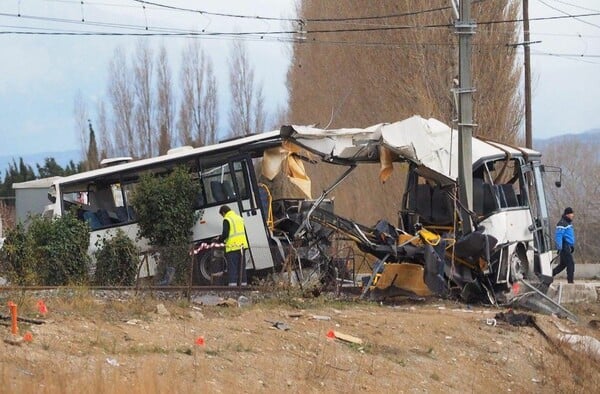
[
  {"left": 0, "top": 149, "right": 80, "bottom": 178},
  {"left": 534, "top": 128, "right": 600, "bottom": 151}
]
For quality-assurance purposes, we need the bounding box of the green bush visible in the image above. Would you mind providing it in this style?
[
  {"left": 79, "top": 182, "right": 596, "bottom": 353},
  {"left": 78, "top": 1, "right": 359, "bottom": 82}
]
[
  {"left": 94, "top": 229, "right": 139, "bottom": 286},
  {"left": 0, "top": 213, "right": 90, "bottom": 286},
  {"left": 131, "top": 166, "right": 198, "bottom": 284},
  {"left": 0, "top": 223, "right": 39, "bottom": 285},
  {"left": 28, "top": 213, "right": 91, "bottom": 285}
]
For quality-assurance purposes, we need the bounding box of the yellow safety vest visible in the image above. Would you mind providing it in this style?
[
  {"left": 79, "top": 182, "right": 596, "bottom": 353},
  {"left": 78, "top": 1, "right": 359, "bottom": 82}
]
[{"left": 224, "top": 210, "right": 249, "bottom": 252}]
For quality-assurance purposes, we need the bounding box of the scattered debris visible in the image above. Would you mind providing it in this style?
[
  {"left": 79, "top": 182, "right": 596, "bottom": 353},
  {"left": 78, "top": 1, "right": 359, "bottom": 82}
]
[
  {"left": 0, "top": 313, "right": 46, "bottom": 325},
  {"left": 559, "top": 334, "right": 600, "bottom": 361},
  {"left": 310, "top": 315, "right": 331, "bottom": 321},
  {"left": 495, "top": 310, "right": 536, "bottom": 327},
  {"left": 265, "top": 320, "right": 290, "bottom": 331},
  {"left": 330, "top": 330, "right": 363, "bottom": 345},
  {"left": 588, "top": 320, "right": 600, "bottom": 330},
  {"left": 106, "top": 358, "right": 120, "bottom": 367},
  {"left": 287, "top": 312, "right": 304, "bottom": 318}
]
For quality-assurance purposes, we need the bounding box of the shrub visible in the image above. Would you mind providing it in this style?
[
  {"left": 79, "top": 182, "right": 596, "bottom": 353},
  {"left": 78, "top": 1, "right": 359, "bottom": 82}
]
[
  {"left": 94, "top": 229, "right": 140, "bottom": 286},
  {"left": 31, "top": 213, "right": 91, "bottom": 285},
  {"left": 0, "top": 223, "right": 38, "bottom": 285},
  {"left": 131, "top": 166, "right": 198, "bottom": 284},
  {"left": 0, "top": 213, "right": 90, "bottom": 285}
]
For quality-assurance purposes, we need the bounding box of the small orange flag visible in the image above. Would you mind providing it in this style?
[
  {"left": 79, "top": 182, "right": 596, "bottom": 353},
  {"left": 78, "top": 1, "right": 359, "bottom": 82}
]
[
  {"left": 195, "top": 336, "right": 205, "bottom": 346},
  {"left": 37, "top": 300, "right": 48, "bottom": 316},
  {"left": 326, "top": 330, "right": 335, "bottom": 339},
  {"left": 23, "top": 332, "right": 33, "bottom": 342}
]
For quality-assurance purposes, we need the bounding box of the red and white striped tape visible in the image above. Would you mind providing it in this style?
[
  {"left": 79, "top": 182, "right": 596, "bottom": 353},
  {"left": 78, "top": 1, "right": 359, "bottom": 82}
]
[{"left": 191, "top": 242, "right": 225, "bottom": 255}]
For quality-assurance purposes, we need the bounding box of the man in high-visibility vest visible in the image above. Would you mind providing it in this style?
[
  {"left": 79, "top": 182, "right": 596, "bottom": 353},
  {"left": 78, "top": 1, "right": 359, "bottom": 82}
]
[{"left": 217, "top": 205, "right": 249, "bottom": 286}]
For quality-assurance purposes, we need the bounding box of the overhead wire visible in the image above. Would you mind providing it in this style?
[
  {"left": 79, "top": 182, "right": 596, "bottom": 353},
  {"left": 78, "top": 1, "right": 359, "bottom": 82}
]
[
  {"left": 1, "top": 2, "right": 600, "bottom": 60},
  {"left": 537, "top": 0, "right": 600, "bottom": 29}
]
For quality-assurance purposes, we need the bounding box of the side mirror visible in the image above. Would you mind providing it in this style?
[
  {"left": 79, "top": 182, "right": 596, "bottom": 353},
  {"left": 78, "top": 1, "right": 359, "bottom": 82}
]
[{"left": 542, "top": 165, "right": 562, "bottom": 188}]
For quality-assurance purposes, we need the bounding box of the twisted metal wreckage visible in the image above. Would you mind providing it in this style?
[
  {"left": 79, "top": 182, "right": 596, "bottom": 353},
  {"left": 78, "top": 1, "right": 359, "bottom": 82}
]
[
  {"left": 272, "top": 115, "right": 572, "bottom": 317},
  {"left": 20, "top": 115, "right": 571, "bottom": 316}
]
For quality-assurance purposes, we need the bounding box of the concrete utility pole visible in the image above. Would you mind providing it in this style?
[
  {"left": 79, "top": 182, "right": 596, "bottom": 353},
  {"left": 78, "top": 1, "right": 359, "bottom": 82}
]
[
  {"left": 455, "top": 0, "right": 476, "bottom": 234},
  {"left": 523, "top": 0, "right": 533, "bottom": 148}
]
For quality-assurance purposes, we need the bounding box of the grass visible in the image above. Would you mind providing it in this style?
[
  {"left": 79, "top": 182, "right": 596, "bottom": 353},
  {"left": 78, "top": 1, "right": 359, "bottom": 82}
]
[{"left": 2, "top": 288, "right": 599, "bottom": 393}]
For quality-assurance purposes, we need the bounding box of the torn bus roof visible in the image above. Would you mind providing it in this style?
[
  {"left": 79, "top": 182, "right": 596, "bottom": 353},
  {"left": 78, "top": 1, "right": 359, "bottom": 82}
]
[{"left": 281, "top": 115, "right": 540, "bottom": 184}]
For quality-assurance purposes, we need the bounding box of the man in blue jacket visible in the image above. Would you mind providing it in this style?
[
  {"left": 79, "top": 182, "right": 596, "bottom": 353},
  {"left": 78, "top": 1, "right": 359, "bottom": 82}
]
[{"left": 553, "top": 207, "right": 576, "bottom": 283}]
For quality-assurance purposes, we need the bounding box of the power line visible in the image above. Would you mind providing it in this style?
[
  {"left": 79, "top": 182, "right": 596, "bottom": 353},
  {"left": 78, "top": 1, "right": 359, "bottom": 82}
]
[
  {"left": 539, "top": 0, "right": 600, "bottom": 14},
  {"left": 131, "top": 0, "right": 301, "bottom": 22},
  {"left": 537, "top": 0, "right": 600, "bottom": 29},
  {"left": 2, "top": 9, "right": 599, "bottom": 37}
]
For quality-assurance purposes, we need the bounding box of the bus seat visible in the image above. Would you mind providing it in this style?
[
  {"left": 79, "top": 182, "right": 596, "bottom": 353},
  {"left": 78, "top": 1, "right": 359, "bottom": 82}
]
[
  {"left": 96, "top": 209, "right": 112, "bottom": 226},
  {"left": 210, "top": 181, "right": 226, "bottom": 201},
  {"left": 415, "top": 184, "right": 432, "bottom": 222},
  {"left": 222, "top": 180, "right": 235, "bottom": 199},
  {"left": 431, "top": 187, "right": 453, "bottom": 225},
  {"left": 83, "top": 211, "right": 102, "bottom": 230}
]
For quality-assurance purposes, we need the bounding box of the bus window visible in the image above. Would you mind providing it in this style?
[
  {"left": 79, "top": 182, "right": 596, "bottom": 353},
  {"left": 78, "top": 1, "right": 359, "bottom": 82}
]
[{"left": 200, "top": 161, "right": 249, "bottom": 206}]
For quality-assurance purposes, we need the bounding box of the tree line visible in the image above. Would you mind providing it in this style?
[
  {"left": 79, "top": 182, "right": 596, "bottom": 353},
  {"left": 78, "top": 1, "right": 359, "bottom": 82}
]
[{"left": 75, "top": 40, "right": 268, "bottom": 163}]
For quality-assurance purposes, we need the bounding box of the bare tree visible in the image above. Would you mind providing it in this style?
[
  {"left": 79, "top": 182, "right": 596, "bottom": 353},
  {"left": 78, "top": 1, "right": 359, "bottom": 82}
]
[
  {"left": 202, "top": 61, "right": 219, "bottom": 145},
  {"left": 228, "top": 40, "right": 267, "bottom": 138},
  {"left": 108, "top": 47, "right": 136, "bottom": 158},
  {"left": 156, "top": 45, "right": 174, "bottom": 155},
  {"left": 133, "top": 41, "right": 155, "bottom": 158},
  {"left": 96, "top": 100, "right": 112, "bottom": 159},
  {"left": 73, "top": 90, "right": 89, "bottom": 160},
  {"left": 177, "top": 42, "right": 219, "bottom": 147},
  {"left": 542, "top": 138, "right": 600, "bottom": 263}
]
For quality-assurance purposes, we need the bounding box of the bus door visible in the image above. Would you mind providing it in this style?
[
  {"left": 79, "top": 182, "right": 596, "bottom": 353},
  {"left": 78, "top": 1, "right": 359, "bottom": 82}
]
[
  {"left": 229, "top": 159, "right": 275, "bottom": 271},
  {"left": 194, "top": 158, "right": 275, "bottom": 271}
]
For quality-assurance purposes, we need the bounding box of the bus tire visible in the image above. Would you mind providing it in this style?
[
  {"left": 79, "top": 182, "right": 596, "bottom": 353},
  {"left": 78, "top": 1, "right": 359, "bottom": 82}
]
[{"left": 194, "top": 250, "right": 226, "bottom": 285}]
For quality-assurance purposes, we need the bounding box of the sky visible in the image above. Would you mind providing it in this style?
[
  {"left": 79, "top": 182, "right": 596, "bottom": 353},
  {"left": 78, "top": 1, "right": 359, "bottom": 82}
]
[{"left": 0, "top": 0, "right": 599, "bottom": 162}]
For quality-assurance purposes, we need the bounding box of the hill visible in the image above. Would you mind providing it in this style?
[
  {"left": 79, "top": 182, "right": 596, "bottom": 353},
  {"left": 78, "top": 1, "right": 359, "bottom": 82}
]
[{"left": 534, "top": 128, "right": 600, "bottom": 152}]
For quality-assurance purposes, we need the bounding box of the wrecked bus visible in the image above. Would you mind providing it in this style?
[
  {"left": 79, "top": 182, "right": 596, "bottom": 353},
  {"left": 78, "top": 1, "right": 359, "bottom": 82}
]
[
  {"left": 280, "top": 115, "right": 558, "bottom": 304},
  {"left": 20, "top": 114, "right": 559, "bottom": 304}
]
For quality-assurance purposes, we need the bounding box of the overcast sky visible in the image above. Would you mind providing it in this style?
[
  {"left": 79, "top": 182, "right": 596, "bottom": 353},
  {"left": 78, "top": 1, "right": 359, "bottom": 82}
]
[{"left": 0, "top": 0, "right": 599, "bottom": 159}]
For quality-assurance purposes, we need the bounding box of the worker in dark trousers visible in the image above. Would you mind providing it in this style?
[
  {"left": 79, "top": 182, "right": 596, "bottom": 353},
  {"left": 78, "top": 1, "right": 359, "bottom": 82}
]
[
  {"left": 553, "top": 207, "right": 576, "bottom": 284},
  {"left": 217, "top": 205, "right": 249, "bottom": 286}
]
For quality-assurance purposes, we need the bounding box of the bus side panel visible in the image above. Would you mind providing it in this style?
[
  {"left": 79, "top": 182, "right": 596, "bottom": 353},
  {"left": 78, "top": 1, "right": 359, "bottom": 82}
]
[{"left": 88, "top": 224, "right": 158, "bottom": 279}]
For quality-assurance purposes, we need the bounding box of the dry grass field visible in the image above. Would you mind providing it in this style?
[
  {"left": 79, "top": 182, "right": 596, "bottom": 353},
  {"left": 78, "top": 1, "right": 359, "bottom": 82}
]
[{"left": 1, "top": 287, "right": 599, "bottom": 394}]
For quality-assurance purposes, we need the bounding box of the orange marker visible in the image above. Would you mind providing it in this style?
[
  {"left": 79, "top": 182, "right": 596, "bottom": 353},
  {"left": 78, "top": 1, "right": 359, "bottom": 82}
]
[
  {"left": 37, "top": 300, "right": 48, "bottom": 316},
  {"left": 195, "top": 336, "right": 205, "bottom": 346},
  {"left": 8, "top": 301, "right": 18, "bottom": 335},
  {"left": 326, "top": 330, "right": 335, "bottom": 339},
  {"left": 23, "top": 332, "right": 33, "bottom": 342}
]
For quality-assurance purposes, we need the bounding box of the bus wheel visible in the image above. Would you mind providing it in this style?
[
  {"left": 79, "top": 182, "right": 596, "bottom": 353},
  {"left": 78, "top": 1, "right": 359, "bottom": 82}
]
[{"left": 194, "top": 250, "right": 226, "bottom": 285}]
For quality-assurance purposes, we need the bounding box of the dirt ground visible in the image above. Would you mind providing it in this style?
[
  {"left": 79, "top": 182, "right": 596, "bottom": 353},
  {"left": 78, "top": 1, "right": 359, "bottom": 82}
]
[{"left": 1, "top": 288, "right": 599, "bottom": 394}]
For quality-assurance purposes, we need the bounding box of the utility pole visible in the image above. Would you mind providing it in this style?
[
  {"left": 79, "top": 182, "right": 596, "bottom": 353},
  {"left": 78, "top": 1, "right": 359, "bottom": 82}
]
[
  {"left": 455, "top": 0, "right": 476, "bottom": 235},
  {"left": 523, "top": 0, "right": 533, "bottom": 148}
]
